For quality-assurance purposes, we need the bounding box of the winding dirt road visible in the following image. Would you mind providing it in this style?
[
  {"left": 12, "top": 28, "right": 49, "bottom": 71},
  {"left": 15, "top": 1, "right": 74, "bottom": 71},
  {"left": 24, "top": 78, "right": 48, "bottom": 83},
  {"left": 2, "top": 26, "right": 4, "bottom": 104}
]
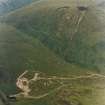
[{"left": 10, "top": 71, "right": 105, "bottom": 100}]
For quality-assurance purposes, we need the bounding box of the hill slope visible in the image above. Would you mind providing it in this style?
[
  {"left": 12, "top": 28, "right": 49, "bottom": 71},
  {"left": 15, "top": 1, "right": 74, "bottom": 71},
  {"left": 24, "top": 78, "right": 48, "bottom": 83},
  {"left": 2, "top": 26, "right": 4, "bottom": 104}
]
[
  {"left": 0, "top": 0, "right": 39, "bottom": 15},
  {"left": 1, "top": 0, "right": 105, "bottom": 72},
  {"left": 0, "top": 0, "right": 105, "bottom": 105},
  {"left": 0, "top": 23, "right": 94, "bottom": 94}
]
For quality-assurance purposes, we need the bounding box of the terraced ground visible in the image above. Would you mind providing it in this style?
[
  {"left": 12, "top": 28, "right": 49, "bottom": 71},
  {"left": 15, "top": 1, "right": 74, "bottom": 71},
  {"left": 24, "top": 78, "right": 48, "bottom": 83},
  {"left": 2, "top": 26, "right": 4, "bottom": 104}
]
[{"left": 0, "top": 0, "right": 105, "bottom": 105}]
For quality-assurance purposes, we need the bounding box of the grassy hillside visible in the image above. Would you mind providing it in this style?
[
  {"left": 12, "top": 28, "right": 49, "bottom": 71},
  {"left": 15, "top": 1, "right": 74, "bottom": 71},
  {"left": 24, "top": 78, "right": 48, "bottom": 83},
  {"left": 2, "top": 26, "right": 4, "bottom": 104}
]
[
  {"left": 0, "top": 23, "right": 94, "bottom": 94},
  {"left": 0, "top": 0, "right": 105, "bottom": 105},
  {"left": 1, "top": 0, "right": 105, "bottom": 72}
]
